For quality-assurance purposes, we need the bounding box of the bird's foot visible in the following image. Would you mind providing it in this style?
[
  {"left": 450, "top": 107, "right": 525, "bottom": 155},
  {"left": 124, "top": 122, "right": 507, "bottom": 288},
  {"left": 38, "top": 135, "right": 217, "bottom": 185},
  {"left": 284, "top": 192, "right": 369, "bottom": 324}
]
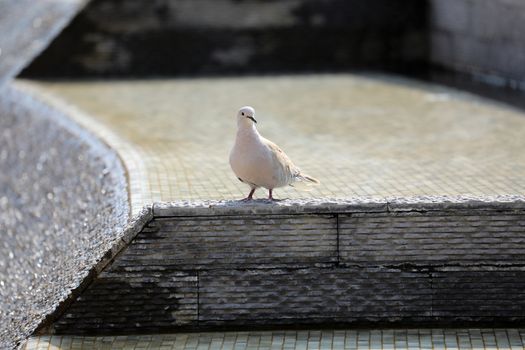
[{"left": 240, "top": 189, "right": 256, "bottom": 202}]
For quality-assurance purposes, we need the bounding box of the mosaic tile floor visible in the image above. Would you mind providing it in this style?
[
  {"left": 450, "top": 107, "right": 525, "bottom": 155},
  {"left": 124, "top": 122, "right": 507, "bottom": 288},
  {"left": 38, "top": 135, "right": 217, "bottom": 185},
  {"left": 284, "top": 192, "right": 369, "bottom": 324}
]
[
  {"left": 24, "top": 329, "right": 525, "bottom": 350},
  {"left": 18, "top": 74, "right": 525, "bottom": 214}
]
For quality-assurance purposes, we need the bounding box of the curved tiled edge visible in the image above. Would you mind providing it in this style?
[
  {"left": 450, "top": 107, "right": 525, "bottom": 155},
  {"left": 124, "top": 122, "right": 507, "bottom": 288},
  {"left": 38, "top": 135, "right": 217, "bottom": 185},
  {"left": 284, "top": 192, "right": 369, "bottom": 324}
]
[
  {"left": 14, "top": 80, "right": 152, "bottom": 215},
  {"left": 0, "top": 84, "right": 130, "bottom": 348},
  {"left": 3, "top": 82, "right": 153, "bottom": 340},
  {"left": 8, "top": 83, "right": 132, "bottom": 223}
]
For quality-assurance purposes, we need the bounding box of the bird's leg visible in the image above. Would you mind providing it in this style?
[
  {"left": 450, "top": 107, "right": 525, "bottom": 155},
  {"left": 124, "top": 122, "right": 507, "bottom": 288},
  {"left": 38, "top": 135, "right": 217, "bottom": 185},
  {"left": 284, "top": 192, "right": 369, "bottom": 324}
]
[
  {"left": 242, "top": 188, "right": 256, "bottom": 201},
  {"left": 268, "top": 189, "right": 274, "bottom": 200}
]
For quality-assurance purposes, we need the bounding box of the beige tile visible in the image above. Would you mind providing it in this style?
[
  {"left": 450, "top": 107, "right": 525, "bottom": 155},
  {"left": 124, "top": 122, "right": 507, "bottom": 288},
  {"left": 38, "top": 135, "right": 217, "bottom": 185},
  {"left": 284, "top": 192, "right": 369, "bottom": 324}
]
[
  {"left": 19, "top": 75, "right": 525, "bottom": 214},
  {"left": 30, "top": 329, "right": 521, "bottom": 349}
]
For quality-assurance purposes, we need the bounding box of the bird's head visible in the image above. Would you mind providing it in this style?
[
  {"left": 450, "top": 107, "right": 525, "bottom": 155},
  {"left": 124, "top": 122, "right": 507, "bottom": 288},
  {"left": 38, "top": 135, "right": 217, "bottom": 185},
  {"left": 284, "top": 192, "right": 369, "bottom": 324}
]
[{"left": 237, "top": 106, "right": 257, "bottom": 127}]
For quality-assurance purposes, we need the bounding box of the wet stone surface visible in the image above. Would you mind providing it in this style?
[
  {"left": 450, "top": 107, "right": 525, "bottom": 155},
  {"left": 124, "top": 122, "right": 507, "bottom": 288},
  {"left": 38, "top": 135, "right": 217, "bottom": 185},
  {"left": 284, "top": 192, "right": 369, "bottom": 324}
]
[{"left": 0, "top": 86, "right": 128, "bottom": 349}]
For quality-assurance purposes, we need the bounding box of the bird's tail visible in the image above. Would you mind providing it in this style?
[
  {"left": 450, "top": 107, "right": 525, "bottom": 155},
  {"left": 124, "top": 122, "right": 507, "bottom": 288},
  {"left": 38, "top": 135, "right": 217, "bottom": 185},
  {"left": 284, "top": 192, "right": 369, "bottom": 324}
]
[{"left": 291, "top": 173, "right": 320, "bottom": 191}]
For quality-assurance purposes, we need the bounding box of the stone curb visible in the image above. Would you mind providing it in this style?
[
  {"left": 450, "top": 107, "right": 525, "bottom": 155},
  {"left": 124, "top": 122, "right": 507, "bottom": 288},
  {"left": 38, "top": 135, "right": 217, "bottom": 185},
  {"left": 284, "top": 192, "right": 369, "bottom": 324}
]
[{"left": 153, "top": 197, "right": 525, "bottom": 217}]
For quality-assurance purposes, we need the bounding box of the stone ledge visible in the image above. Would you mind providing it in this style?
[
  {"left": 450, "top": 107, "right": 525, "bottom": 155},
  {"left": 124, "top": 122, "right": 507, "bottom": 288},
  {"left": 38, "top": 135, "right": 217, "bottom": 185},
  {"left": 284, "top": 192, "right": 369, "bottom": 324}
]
[
  {"left": 44, "top": 198, "right": 525, "bottom": 334},
  {"left": 154, "top": 196, "right": 525, "bottom": 217}
]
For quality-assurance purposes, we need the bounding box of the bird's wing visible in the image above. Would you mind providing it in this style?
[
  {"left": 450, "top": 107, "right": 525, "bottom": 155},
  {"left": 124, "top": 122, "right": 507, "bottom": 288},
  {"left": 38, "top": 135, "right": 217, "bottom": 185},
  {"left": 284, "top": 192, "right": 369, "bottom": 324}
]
[
  {"left": 260, "top": 137, "right": 319, "bottom": 190},
  {"left": 260, "top": 137, "right": 301, "bottom": 189},
  {"left": 261, "top": 137, "right": 298, "bottom": 172}
]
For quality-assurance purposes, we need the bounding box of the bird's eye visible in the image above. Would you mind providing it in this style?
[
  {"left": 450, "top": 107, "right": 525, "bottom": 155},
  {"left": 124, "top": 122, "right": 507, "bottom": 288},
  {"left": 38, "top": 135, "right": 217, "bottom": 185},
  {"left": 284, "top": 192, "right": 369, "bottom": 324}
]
[{"left": 241, "top": 112, "right": 245, "bottom": 116}]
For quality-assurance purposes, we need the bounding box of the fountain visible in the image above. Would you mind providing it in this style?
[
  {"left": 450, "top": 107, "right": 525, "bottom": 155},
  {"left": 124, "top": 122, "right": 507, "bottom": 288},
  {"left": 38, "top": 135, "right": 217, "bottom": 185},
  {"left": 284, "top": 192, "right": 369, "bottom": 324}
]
[{"left": 2, "top": 1, "right": 525, "bottom": 349}]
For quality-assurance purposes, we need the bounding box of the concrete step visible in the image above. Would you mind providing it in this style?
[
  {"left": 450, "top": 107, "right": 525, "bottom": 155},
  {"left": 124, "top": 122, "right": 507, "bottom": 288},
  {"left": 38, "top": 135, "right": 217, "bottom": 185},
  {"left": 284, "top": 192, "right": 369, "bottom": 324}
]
[{"left": 38, "top": 200, "right": 525, "bottom": 335}]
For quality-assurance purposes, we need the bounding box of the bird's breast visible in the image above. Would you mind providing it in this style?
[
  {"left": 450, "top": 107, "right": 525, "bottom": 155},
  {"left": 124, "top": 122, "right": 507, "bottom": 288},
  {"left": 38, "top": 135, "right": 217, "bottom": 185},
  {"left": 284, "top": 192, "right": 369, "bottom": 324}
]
[{"left": 230, "top": 137, "right": 277, "bottom": 188}]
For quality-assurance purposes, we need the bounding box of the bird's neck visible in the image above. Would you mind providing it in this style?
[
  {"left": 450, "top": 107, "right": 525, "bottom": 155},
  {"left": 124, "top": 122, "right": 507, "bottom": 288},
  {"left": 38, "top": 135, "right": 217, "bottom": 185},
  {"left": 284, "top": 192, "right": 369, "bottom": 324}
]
[{"left": 236, "top": 123, "right": 259, "bottom": 139}]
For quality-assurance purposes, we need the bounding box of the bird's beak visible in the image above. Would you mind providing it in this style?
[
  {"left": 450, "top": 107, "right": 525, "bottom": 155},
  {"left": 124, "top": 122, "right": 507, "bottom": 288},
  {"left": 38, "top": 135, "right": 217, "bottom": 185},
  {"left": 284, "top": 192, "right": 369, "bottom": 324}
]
[{"left": 247, "top": 116, "right": 257, "bottom": 123}]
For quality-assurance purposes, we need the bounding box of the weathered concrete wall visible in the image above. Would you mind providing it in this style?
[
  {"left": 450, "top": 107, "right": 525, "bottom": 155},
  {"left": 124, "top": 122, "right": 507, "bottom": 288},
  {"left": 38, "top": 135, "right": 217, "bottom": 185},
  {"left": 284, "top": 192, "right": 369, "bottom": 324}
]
[
  {"left": 430, "top": 0, "right": 525, "bottom": 86},
  {"left": 0, "top": 0, "right": 88, "bottom": 86},
  {"left": 11, "top": 0, "right": 525, "bottom": 87},
  {"left": 50, "top": 201, "right": 525, "bottom": 334},
  {"left": 22, "top": 0, "right": 427, "bottom": 77}
]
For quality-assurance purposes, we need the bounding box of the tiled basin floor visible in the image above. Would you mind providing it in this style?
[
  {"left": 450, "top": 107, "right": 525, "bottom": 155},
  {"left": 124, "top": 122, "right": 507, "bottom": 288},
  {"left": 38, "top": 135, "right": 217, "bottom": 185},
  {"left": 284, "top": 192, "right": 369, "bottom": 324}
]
[
  {"left": 18, "top": 74, "right": 525, "bottom": 214},
  {"left": 24, "top": 329, "right": 525, "bottom": 350}
]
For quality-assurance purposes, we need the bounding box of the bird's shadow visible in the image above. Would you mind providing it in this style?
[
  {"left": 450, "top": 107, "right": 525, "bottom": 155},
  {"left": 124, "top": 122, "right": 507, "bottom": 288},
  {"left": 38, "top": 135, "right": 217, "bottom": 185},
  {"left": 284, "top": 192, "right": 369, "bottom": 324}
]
[{"left": 221, "top": 198, "right": 289, "bottom": 206}]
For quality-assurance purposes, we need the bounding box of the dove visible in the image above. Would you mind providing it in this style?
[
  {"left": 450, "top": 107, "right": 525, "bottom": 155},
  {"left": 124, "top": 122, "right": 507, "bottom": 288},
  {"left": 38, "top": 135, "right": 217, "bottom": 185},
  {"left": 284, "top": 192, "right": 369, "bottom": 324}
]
[{"left": 229, "top": 106, "right": 319, "bottom": 200}]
